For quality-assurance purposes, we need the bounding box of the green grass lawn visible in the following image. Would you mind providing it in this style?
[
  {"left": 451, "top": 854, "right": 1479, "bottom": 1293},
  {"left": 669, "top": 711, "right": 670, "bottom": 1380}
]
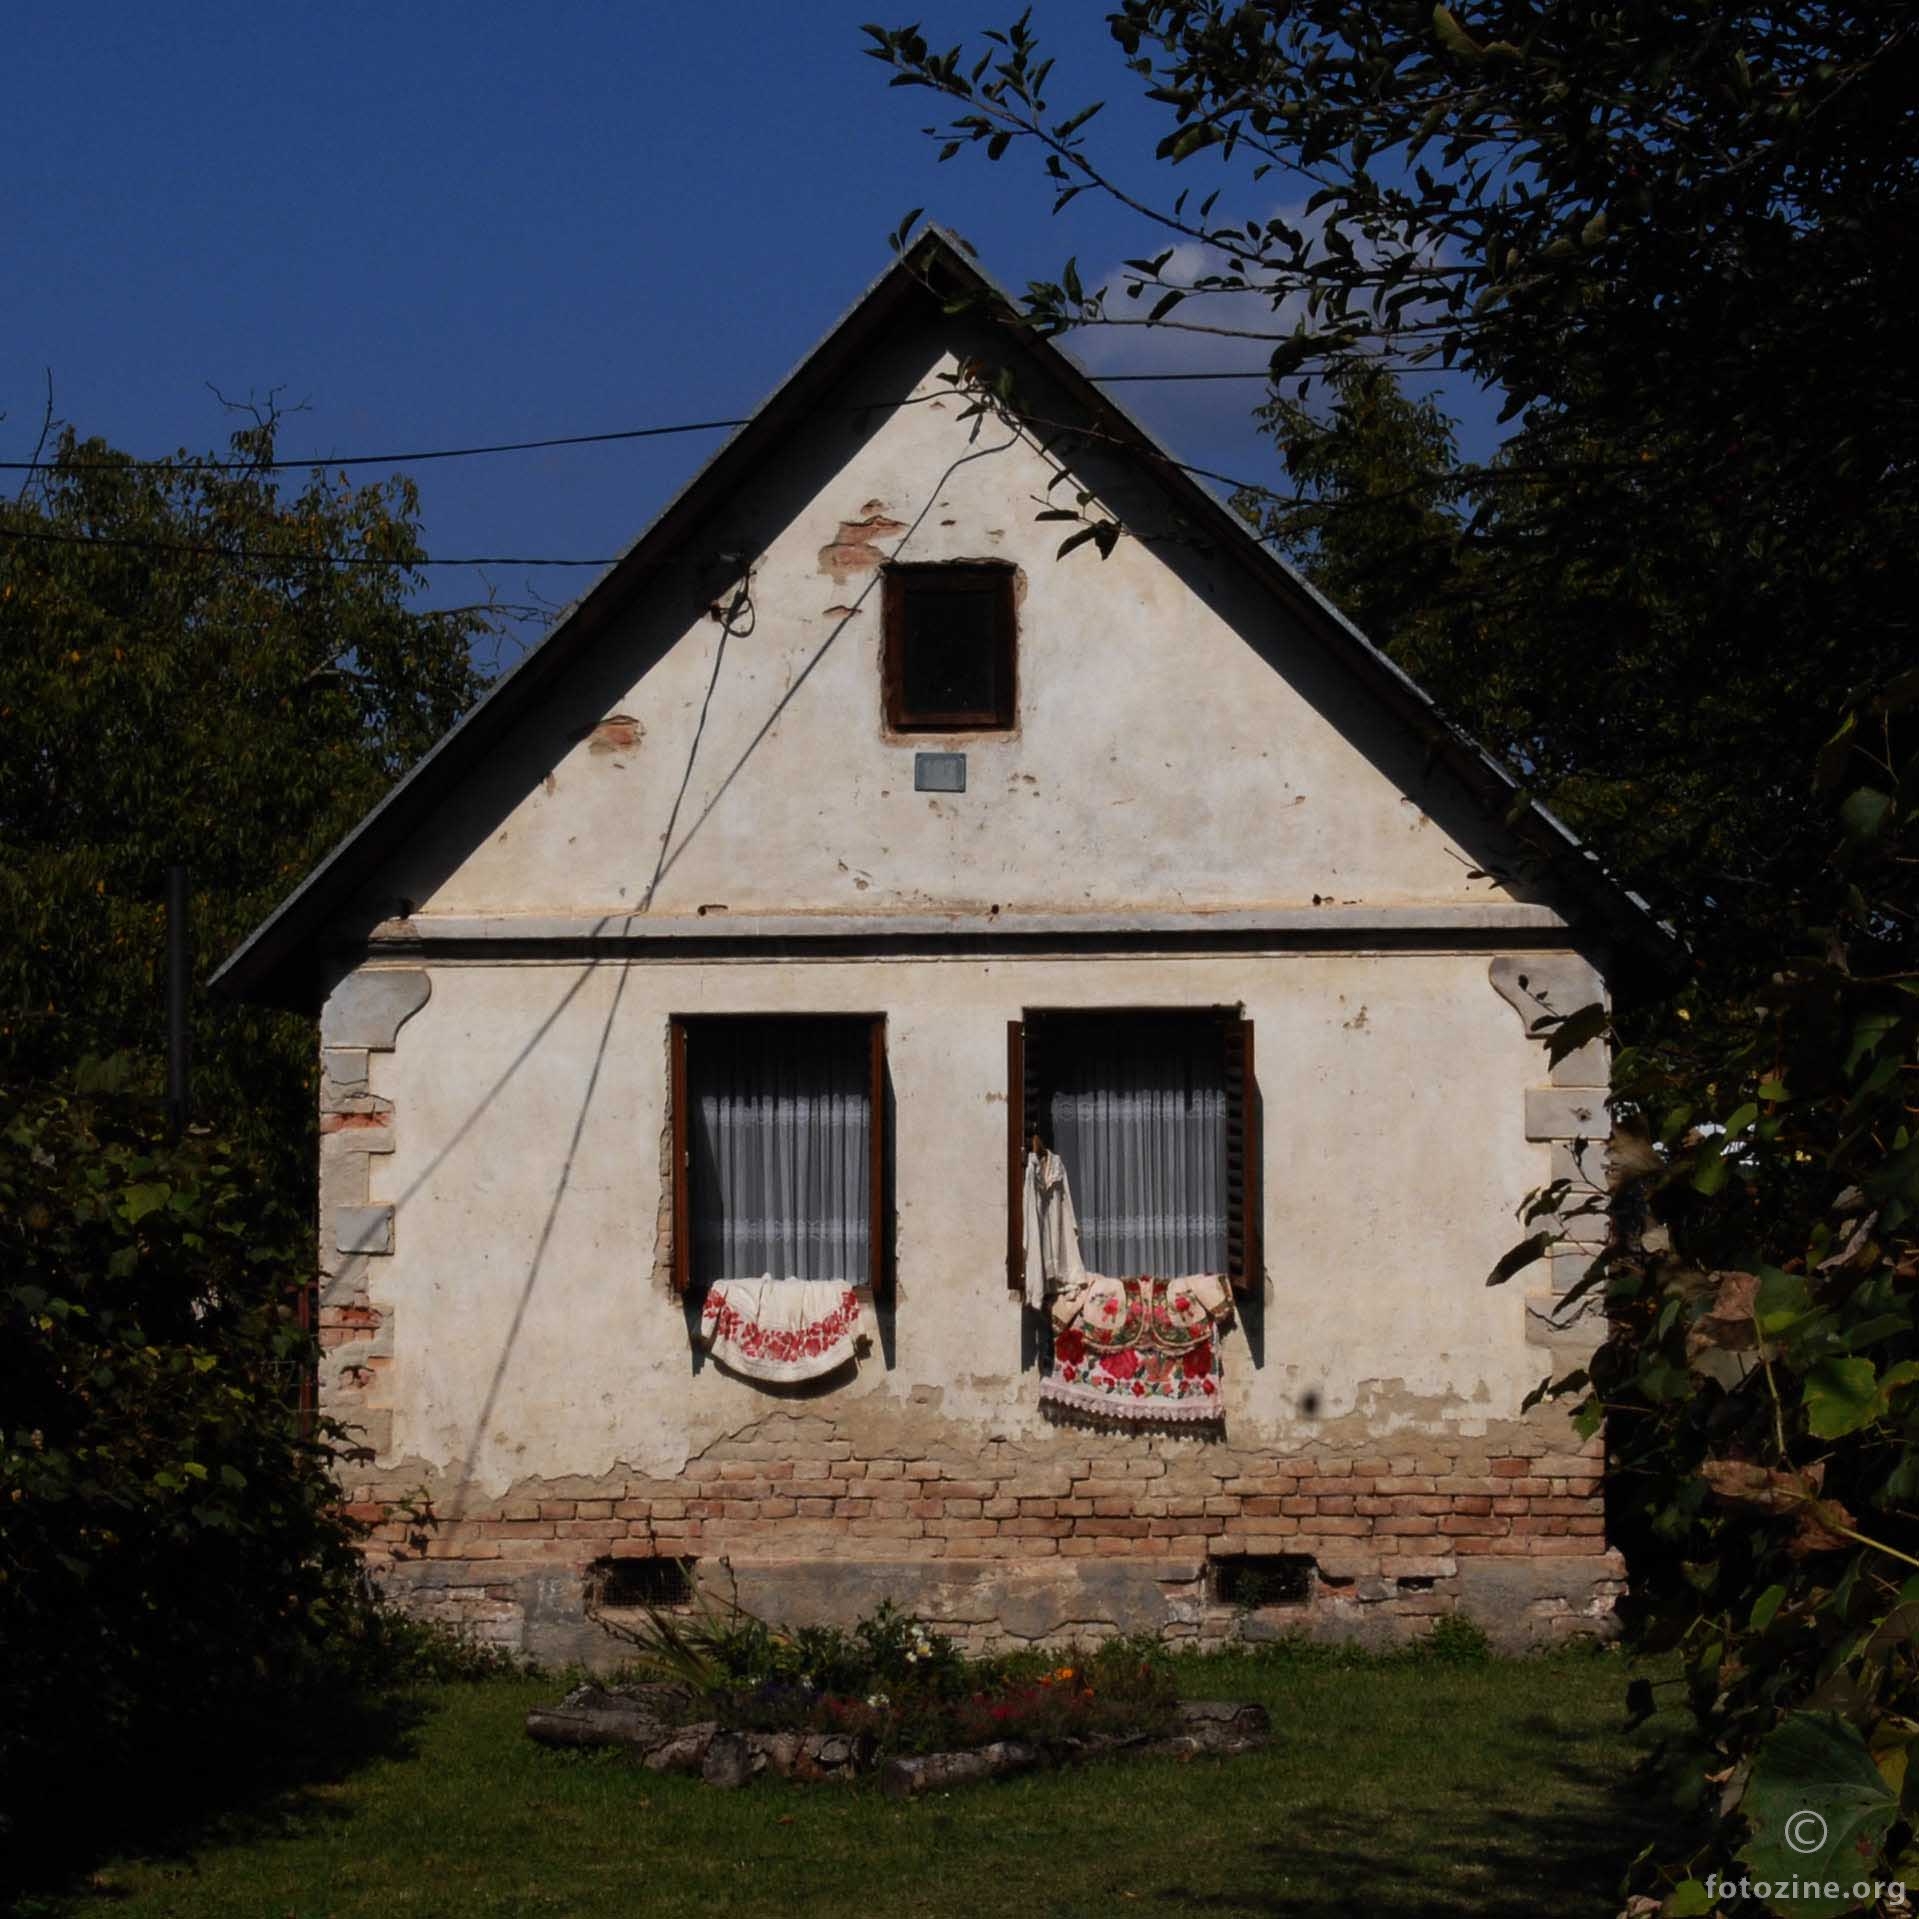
[{"left": 41, "top": 1648, "right": 1681, "bottom": 1919}]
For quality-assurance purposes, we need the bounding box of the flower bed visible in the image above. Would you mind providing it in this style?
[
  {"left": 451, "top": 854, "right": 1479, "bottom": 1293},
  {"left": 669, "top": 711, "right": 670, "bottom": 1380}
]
[{"left": 526, "top": 1592, "right": 1268, "bottom": 1789}]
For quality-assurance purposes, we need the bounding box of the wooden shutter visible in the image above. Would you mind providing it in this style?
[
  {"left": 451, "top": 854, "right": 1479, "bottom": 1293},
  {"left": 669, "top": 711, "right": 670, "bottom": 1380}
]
[
  {"left": 669, "top": 1017, "right": 692, "bottom": 1294},
  {"left": 1222, "top": 1013, "right": 1260, "bottom": 1295},
  {"left": 1006, "top": 1019, "right": 1025, "bottom": 1293},
  {"left": 868, "top": 1016, "right": 890, "bottom": 1296}
]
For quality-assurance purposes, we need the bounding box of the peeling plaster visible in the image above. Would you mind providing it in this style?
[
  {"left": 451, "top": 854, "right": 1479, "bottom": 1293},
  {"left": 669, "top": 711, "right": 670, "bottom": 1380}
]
[{"left": 818, "top": 509, "right": 908, "bottom": 584}]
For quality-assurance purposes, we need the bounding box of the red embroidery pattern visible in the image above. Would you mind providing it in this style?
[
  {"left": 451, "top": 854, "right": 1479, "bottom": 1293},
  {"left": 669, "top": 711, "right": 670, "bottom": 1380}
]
[
  {"left": 699, "top": 1286, "right": 862, "bottom": 1368},
  {"left": 1043, "top": 1278, "right": 1224, "bottom": 1425}
]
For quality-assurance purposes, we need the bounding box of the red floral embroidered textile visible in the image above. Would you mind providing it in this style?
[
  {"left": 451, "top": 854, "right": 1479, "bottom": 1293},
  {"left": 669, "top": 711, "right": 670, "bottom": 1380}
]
[
  {"left": 1040, "top": 1276, "right": 1226, "bottom": 1425},
  {"left": 699, "top": 1279, "right": 862, "bottom": 1383}
]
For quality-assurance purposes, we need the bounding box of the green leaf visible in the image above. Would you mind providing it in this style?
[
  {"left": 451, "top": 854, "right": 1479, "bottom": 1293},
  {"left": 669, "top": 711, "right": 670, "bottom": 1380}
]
[
  {"left": 1691, "top": 1136, "right": 1730, "bottom": 1196},
  {"left": 1814, "top": 710, "right": 1857, "bottom": 786},
  {"left": 1431, "top": 4, "right": 1483, "bottom": 59},
  {"left": 1750, "top": 1583, "right": 1787, "bottom": 1631},
  {"left": 1845, "top": 1011, "right": 1900, "bottom": 1075},
  {"left": 1804, "top": 1357, "right": 1881, "bottom": 1439},
  {"left": 1841, "top": 786, "right": 1894, "bottom": 841},
  {"left": 1662, "top": 1883, "right": 1713, "bottom": 1917},
  {"left": 121, "top": 1182, "right": 170, "bottom": 1224},
  {"left": 1739, "top": 1712, "right": 1899, "bottom": 1915},
  {"left": 1756, "top": 1266, "right": 1813, "bottom": 1336}
]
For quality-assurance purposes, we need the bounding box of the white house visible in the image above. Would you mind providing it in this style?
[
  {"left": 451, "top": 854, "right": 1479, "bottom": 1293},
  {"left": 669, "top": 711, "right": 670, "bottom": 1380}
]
[{"left": 216, "top": 229, "right": 1646, "bottom": 1662}]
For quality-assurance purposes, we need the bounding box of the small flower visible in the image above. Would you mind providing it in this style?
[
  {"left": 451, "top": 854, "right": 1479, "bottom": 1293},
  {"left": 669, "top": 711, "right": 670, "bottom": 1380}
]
[
  {"left": 866, "top": 1692, "right": 890, "bottom": 1708},
  {"left": 905, "top": 1650, "right": 918, "bottom": 1663}
]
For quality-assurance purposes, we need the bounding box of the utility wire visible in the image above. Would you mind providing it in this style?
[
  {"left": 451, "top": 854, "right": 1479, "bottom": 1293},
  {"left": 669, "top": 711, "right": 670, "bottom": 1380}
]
[
  {"left": 0, "top": 425, "right": 1290, "bottom": 572},
  {"left": 0, "top": 526, "right": 615, "bottom": 569},
  {"left": 0, "top": 417, "right": 752, "bottom": 477},
  {"left": 0, "top": 350, "right": 1496, "bottom": 573},
  {"left": 0, "top": 364, "right": 1461, "bottom": 477}
]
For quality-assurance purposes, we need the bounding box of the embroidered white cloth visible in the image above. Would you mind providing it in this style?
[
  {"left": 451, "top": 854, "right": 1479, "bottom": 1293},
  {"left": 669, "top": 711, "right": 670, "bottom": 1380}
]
[
  {"left": 1041, "top": 1273, "right": 1233, "bottom": 1424},
  {"left": 698, "top": 1277, "right": 863, "bottom": 1383}
]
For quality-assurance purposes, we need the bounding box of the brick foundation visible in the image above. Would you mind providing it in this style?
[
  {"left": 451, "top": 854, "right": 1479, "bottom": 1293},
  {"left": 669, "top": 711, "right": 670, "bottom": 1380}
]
[{"left": 338, "top": 1409, "right": 1621, "bottom": 1665}]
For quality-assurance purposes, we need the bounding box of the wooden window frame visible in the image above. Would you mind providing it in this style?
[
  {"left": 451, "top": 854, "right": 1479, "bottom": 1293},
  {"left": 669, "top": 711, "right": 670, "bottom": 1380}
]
[
  {"left": 669, "top": 1013, "right": 889, "bottom": 1297},
  {"left": 881, "top": 562, "right": 1017, "bottom": 734},
  {"left": 1007, "top": 1006, "right": 1259, "bottom": 1296}
]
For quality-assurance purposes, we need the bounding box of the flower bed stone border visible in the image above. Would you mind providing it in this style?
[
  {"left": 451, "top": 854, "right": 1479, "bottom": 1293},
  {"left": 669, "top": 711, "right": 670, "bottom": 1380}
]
[{"left": 524, "top": 1684, "right": 1269, "bottom": 1792}]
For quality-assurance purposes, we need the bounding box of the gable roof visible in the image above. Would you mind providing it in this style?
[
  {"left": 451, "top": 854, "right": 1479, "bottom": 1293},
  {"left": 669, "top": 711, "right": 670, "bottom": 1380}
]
[{"left": 212, "top": 226, "right": 1662, "bottom": 1009}]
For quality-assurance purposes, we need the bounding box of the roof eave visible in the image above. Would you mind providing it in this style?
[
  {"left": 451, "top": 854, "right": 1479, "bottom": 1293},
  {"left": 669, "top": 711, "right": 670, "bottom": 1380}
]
[{"left": 213, "top": 224, "right": 1670, "bottom": 1011}]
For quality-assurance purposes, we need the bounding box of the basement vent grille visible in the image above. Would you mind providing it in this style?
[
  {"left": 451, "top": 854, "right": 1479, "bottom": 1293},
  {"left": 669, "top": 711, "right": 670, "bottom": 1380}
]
[
  {"left": 1213, "top": 1554, "right": 1315, "bottom": 1608},
  {"left": 591, "top": 1556, "right": 695, "bottom": 1608}
]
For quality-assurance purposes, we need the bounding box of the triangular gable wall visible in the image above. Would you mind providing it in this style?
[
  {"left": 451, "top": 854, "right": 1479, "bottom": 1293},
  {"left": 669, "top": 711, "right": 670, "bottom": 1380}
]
[{"left": 215, "top": 231, "right": 1653, "bottom": 1006}]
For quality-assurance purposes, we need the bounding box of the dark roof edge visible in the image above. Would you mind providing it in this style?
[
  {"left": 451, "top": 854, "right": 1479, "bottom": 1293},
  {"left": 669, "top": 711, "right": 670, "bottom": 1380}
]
[
  {"left": 213, "top": 225, "right": 1668, "bottom": 1011},
  {"left": 924, "top": 231, "right": 1664, "bottom": 962}
]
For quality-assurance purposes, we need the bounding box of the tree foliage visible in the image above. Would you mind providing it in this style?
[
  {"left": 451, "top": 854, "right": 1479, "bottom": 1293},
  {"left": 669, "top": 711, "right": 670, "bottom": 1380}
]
[
  {"left": 865, "top": 3, "right": 1919, "bottom": 960},
  {"left": 0, "top": 413, "right": 485, "bottom": 1168},
  {"left": 1536, "top": 686, "right": 1919, "bottom": 1911},
  {"left": 866, "top": 6, "right": 1919, "bottom": 1904},
  {"left": 0, "top": 414, "right": 488, "bottom": 1867},
  {"left": 0, "top": 1081, "right": 364, "bottom": 1864}
]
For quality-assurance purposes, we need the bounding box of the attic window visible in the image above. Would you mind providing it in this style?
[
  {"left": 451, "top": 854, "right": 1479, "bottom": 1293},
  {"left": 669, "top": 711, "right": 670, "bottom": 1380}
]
[{"left": 883, "top": 563, "right": 1016, "bottom": 733}]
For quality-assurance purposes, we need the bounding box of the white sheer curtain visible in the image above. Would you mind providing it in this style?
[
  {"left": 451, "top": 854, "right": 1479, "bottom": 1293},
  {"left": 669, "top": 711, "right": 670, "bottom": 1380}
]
[
  {"left": 692, "top": 1021, "right": 870, "bottom": 1284},
  {"left": 1048, "top": 1020, "right": 1227, "bottom": 1277}
]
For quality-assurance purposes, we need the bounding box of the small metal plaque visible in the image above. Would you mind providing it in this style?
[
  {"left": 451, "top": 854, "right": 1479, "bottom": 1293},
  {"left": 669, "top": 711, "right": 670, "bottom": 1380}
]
[{"left": 914, "top": 752, "right": 966, "bottom": 793}]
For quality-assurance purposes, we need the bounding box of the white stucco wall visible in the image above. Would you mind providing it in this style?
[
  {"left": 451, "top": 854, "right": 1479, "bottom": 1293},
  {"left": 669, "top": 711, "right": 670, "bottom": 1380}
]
[
  {"left": 300, "top": 294, "right": 1624, "bottom": 1526},
  {"left": 365, "top": 308, "right": 1542, "bottom": 933},
  {"left": 360, "top": 947, "right": 1556, "bottom": 1497}
]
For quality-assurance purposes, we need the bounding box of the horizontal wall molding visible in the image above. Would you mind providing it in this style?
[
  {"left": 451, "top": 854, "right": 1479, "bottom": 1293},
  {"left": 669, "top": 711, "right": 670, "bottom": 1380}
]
[{"left": 358, "top": 903, "right": 1583, "bottom": 965}]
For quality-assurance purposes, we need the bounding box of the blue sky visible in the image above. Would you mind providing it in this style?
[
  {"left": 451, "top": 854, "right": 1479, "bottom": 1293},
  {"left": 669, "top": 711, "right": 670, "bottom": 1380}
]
[{"left": 5, "top": 3, "right": 1499, "bottom": 662}]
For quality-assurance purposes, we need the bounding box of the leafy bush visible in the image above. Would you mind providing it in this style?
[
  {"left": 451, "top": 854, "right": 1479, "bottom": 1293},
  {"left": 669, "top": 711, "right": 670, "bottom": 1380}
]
[
  {"left": 346, "top": 1607, "right": 523, "bottom": 1686},
  {"left": 1497, "top": 679, "right": 1919, "bottom": 1908},
  {"left": 0, "top": 1082, "right": 368, "bottom": 1862}
]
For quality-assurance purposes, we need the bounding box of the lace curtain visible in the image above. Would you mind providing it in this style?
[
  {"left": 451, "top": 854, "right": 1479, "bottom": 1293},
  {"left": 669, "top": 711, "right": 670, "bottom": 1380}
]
[
  {"left": 1047, "top": 1022, "right": 1227, "bottom": 1277},
  {"left": 691, "top": 1022, "right": 870, "bottom": 1284}
]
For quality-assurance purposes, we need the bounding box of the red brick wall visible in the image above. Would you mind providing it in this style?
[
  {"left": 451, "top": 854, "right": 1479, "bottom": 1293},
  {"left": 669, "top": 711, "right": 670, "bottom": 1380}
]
[{"left": 338, "top": 1408, "right": 1621, "bottom": 1657}]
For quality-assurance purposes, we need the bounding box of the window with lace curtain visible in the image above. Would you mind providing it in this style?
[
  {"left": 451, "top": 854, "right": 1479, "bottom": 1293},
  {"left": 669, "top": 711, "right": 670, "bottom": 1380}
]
[
  {"left": 668, "top": 1014, "right": 888, "bottom": 1293},
  {"left": 1006, "top": 1008, "right": 1258, "bottom": 1292}
]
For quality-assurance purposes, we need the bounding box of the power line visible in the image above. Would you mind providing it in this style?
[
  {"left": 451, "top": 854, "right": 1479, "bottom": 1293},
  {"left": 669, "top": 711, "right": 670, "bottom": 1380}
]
[
  {"left": 0, "top": 526, "right": 615, "bottom": 569},
  {"left": 0, "top": 358, "right": 1503, "bottom": 573},
  {"left": 0, "top": 418, "right": 748, "bottom": 477},
  {"left": 1088, "top": 367, "right": 1456, "bottom": 382},
  {"left": 0, "top": 364, "right": 1468, "bottom": 477},
  {"left": 0, "top": 422, "right": 1290, "bottom": 573}
]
